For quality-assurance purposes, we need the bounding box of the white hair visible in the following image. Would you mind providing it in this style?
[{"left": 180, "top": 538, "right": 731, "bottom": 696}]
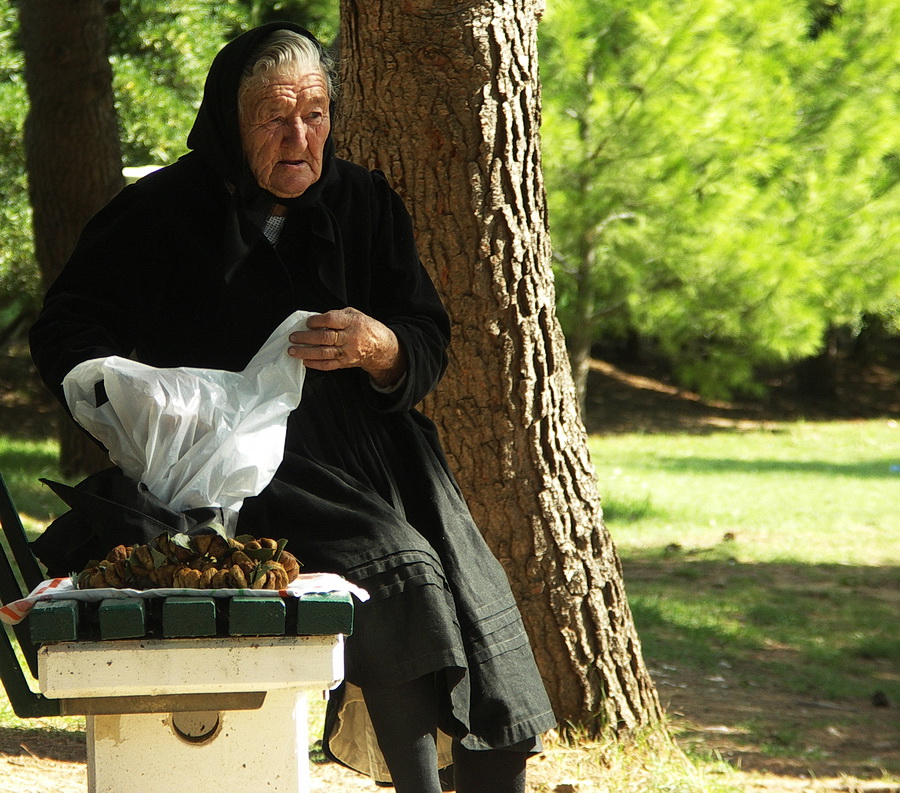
[{"left": 238, "top": 30, "right": 335, "bottom": 117}]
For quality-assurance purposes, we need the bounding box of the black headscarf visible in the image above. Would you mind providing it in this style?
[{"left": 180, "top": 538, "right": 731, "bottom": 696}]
[{"left": 186, "top": 21, "right": 338, "bottom": 213}]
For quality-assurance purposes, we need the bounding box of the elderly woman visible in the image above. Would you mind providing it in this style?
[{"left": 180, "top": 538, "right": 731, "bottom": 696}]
[{"left": 29, "top": 22, "right": 555, "bottom": 793}]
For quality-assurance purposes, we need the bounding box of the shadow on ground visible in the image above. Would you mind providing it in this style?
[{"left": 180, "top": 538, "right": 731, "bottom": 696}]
[
  {"left": 623, "top": 552, "right": 900, "bottom": 780},
  {"left": 0, "top": 725, "right": 85, "bottom": 763}
]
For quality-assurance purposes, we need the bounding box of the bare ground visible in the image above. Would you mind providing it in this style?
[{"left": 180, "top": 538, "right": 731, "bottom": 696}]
[
  {"left": 634, "top": 562, "right": 900, "bottom": 788},
  {"left": 582, "top": 356, "right": 900, "bottom": 436}
]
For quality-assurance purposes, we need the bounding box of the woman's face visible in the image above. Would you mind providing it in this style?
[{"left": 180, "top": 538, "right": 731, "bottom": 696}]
[{"left": 239, "top": 67, "right": 330, "bottom": 198}]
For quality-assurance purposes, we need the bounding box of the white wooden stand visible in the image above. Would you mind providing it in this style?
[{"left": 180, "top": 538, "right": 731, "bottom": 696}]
[{"left": 38, "top": 635, "right": 344, "bottom": 793}]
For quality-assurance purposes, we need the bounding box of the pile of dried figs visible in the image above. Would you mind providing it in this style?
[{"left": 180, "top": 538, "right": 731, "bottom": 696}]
[{"left": 75, "top": 531, "right": 301, "bottom": 591}]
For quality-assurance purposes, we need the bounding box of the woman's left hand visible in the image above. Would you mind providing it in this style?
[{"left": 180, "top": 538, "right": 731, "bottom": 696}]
[{"left": 288, "top": 307, "right": 406, "bottom": 388}]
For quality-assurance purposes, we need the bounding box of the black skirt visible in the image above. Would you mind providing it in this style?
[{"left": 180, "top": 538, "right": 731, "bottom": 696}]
[{"left": 237, "top": 369, "right": 556, "bottom": 769}]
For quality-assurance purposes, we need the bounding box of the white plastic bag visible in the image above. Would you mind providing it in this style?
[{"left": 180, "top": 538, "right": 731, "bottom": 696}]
[{"left": 62, "top": 310, "right": 314, "bottom": 515}]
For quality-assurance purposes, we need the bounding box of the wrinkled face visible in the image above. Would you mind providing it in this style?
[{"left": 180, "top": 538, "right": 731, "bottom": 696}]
[{"left": 238, "top": 67, "right": 330, "bottom": 198}]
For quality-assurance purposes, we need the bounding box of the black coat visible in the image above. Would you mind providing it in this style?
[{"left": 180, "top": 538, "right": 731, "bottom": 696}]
[{"left": 29, "top": 152, "right": 555, "bottom": 758}]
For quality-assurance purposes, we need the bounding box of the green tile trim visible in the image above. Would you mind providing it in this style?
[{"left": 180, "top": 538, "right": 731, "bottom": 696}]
[
  {"left": 99, "top": 598, "right": 147, "bottom": 640},
  {"left": 295, "top": 592, "right": 354, "bottom": 636},
  {"left": 228, "top": 595, "right": 286, "bottom": 636},
  {"left": 162, "top": 597, "right": 217, "bottom": 638},
  {"left": 29, "top": 600, "right": 79, "bottom": 644}
]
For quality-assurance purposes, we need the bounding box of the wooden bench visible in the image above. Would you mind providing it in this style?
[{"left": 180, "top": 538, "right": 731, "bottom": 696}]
[{"left": 0, "top": 473, "right": 353, "bottom": 793}]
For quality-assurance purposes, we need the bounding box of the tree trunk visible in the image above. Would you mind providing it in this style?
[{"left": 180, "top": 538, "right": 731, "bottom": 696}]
[
  {"left": 795, "top": 324, "right": 840, "bottom": 403},
  {"left": 567, "top": 223, "right": 600, "bottom": 416},
  {"left": 19, "top": 0, "right": 124, "bottom": 478},
  {"left": 336, "top": 0, "right": 663, "bottom": 735}
]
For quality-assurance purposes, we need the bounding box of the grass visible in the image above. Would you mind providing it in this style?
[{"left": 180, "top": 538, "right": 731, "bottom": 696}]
[
  {"left": 526, "top": 723, "right": 746, "bottom": 793},
  {"left": 625, "top": 562, "right": 899, "bottom": 696},
  {"left": 0, "top": 436, "right": 66, "bottom": 536},
  {"left": 591, "top": 419, "right": 900, "bottom": 565},
  {"left": 591, "top": 418, "right": 900, "bottom": 780},
  {"left": 1, "top": 419, "right": 899, "bottom": 788}
]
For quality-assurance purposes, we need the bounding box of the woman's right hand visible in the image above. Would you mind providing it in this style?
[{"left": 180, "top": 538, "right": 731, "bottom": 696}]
[{"left": 288, "top": 307, "right": 406, "bottom": 388}]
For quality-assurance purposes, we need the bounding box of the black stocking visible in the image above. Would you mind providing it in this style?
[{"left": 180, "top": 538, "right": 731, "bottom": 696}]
[
  {"left": 361, "top": 675, "right": 529, "bottom": 793},
  {"left": 451, "top": 741, "right": 527, "bottom": 793},
  {"left": 361, "top": 675, "right": 443, "bottom": 793}
]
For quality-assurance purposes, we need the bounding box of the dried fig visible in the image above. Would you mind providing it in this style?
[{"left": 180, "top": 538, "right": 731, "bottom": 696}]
[
  {"left": 76, "top": 566, "right": 99, "bottom": 589},
  {"left": 155, "top": 563, "right": 178, "bottom": 588},
  {"left": 278, "top": 550, "right": 301, "bottom": 582},
  {"left": 174, "top": 568, "right": 202, "bottom": 588},
  {"left": 161, "top": 535, "right": 194, "bottom": 563},
  {"left": 211, "top": 569, "right": 231, "bottom": 588},
  {"left": 105, "top": 544, "right": 130, "bottom": 564},
  {"left": 207, "top": 535, "right": 230, "bottom": 560},
  {"left": 103, "top": 560, "right": 127, "bottom": 588},
  {"left": 199, "top": 567, "right": 217, "bottom": 588},
  {"left": 230, "top": 564, "right": 248, "bottom": 588},
  {"left": 267, "top": 564, "right": 289, "bottom": 590},
  {"left": 192, "top": 534, "right": 213, "bottom": 556},
  {"left": 251, "top": 575, "right": 267, "bottom": 590},
  {"left": 131, "top": 546, "right": 154, "bottom": 577}
]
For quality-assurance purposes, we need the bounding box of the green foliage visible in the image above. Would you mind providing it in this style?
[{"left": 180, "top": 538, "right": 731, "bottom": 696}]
[
  {"left": 107, "top": 4, "right": 236, "bottom": 166},
  {"left": 541, "top": 0, "right": 900, "bottom": 398},
  {"left": 4, "top": 0, "right": 897, "bottom": 403},
  {"left": 0, "top": 6, "right": 39, "bottom": 321}
]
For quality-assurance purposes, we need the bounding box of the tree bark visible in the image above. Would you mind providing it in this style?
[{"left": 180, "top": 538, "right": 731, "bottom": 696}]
[
  {"left": 19, "top": 0, "right": 124, "bottom": 477},
  {"left": 336, "top": 0, "right": 663, "bottom": 734},
  {"left": 794, "top": 324, "right": 840, "bottom": 402}
]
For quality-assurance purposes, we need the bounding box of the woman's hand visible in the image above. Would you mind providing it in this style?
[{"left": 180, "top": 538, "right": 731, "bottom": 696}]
[{"left": 288, "top": 307, "right": 406, "bottom": 388}]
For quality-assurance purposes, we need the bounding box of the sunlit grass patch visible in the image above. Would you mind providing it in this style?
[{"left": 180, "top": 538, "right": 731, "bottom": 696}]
[
  {"left": 591, "top": 419, "right": 900, "bottom": 566},
  {"left": 528, "top": 722, "right": 745, "bottom": 793},
  {"left": 0, "top": 436, "right": 66, "bottom": 535}
]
